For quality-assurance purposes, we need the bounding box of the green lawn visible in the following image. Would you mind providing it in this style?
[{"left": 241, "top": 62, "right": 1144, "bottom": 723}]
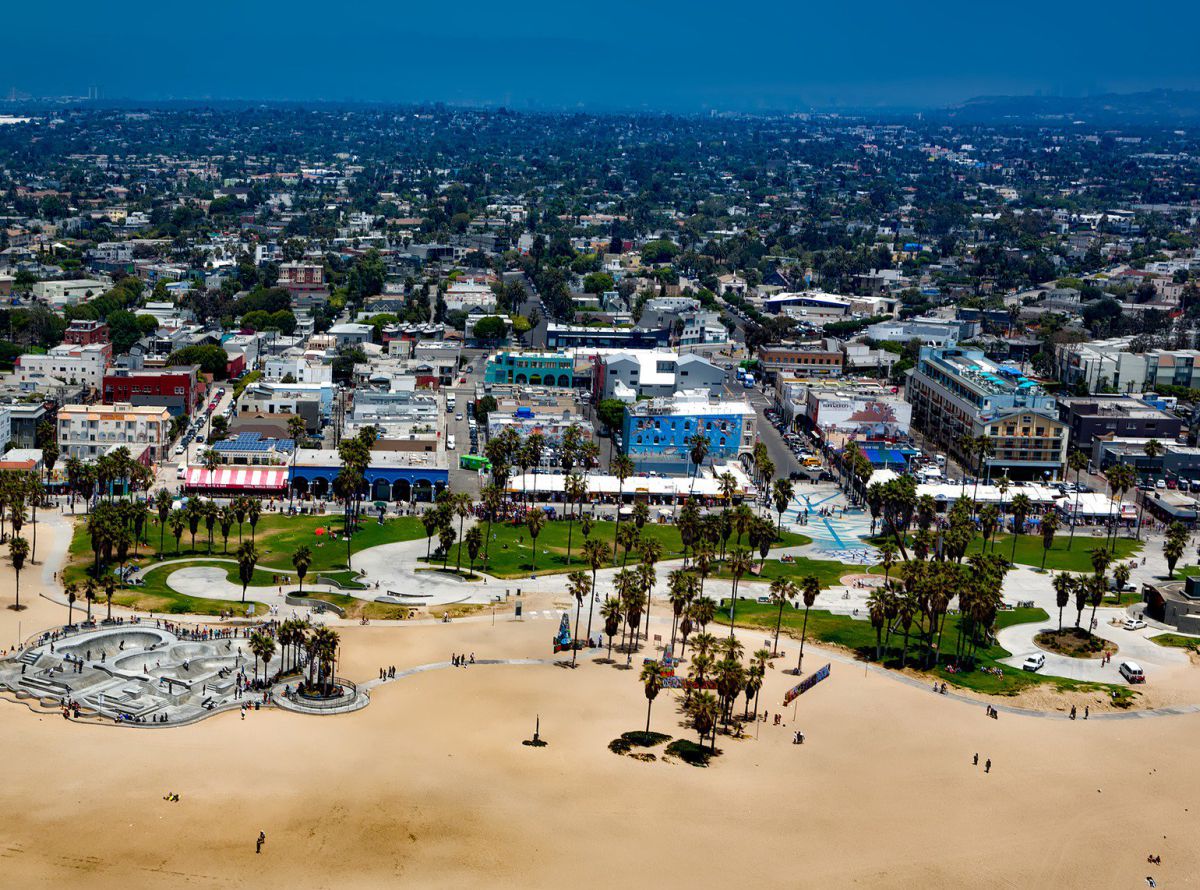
[
  {"left": 872, "top": 532, "right": 1142, "bottom": 573},
  {"left": 427, "top": 519, "right": 810, "bottom": 579},
  {"left": 1150, "top": 633, "right": 1200, "bottom": 652},
  {"left": 713, "top": 556, "right": 875, "bottom": 588},
  {"left": 124, "top": 513, "right": 427, "bottom": 573},
  {"left": 65, "top": 512, "right": 427, "bottom": 616},
  {"left": 724, "top": 599, "right": 1131, "bottom": 698},
  {"left": 108, "top": 560, "right": 275, "bottom": 617}
]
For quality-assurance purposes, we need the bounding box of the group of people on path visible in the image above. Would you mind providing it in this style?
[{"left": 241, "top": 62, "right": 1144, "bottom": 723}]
[
  {"left": 451, "top": 653, "right": 474, "bottom": 666},
  {"left": 378, "top": 666, "right": 396, "bottom": 680}
]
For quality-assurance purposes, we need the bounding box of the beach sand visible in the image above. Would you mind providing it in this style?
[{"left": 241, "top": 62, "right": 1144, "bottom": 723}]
[{"left": 0, "top": 516, "right": 1195, "bottom": 887}]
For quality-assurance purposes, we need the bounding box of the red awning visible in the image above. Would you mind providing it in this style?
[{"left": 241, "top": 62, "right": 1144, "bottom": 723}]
[{"left": 184, "top": 467, "right": 288, "bottom": 491}]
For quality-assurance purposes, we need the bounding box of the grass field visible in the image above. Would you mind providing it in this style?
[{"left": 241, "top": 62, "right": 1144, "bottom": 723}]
[
  {"left": 872, "top": 532, "right": 1142, "bottom": 573},
  {"left": 724, "top": 599, "right": 1131, "bottom": 698},
  {"left": 65, "top": 511, "right": 427, "bottom": 616},
  {"left": 712, "top": 555, "right": 876, "bottom": 588},
  {"left": 427, "top": 518, "right": 811, "bottom": 579},
  {"left": 73, "top": 512, "right": 425, "bottom": 575},
  {"left": 1150, "top": 633, "right": 1200, "bottom": 652}
]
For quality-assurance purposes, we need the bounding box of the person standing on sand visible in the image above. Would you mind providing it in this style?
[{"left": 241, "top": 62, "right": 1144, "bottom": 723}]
[
  {"left": 985, "top": 758, "right": 991, "bottom": 774},
  {"left": 973, "top": 753, "right": 978, "bottom": 766},
  {"left": 256, "top": 831, "right": 266, "bottom": 854}
]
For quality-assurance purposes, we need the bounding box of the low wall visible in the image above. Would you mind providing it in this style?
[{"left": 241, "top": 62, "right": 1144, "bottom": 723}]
[{"left": 283, "top": 594, "right": 346, "bottom": 617}]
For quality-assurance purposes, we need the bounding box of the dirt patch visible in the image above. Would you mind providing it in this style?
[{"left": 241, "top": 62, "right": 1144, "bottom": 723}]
[{"left": 1035, "top": 627, "right": 1118, "bottom": 659}]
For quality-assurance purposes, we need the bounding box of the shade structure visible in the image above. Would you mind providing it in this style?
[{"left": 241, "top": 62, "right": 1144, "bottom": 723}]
[{"left": 184, "top": 467, "right": 288, "bottom": 492}]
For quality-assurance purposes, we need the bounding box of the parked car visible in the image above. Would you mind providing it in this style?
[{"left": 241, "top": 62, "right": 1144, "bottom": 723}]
[
  {"left": 1122, "top": 619, "right": 1147, "bottom": 631},
  {"left": 1022, "top": 653, "right": 1046, "bottom": 672},
  {"left": 1119, "top": 660, "right": 1146, "bottom": 683}
]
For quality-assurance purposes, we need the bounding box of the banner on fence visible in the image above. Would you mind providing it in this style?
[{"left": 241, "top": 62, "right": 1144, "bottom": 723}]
[{"left": 783, "top": 663, "right": 831, "bottom": 705}]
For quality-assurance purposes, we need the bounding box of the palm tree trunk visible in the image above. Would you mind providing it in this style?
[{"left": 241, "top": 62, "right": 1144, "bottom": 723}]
[
  {"left": 773, "top": 598, "right": 785, "bottom": 654},
  {"left": 796, "top": 606, "right": 810, "bottom": 673},
  {"left": 571, "top": 600, "right": 582, "bottom": 668},
  {"left": 645, "top": 697, "right": 653, "bottom": 733}
]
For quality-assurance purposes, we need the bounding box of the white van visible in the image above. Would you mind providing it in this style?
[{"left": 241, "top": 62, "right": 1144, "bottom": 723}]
[
  {"left": 176, "top": 462, "right": 187, "bottom": 480},
  {"left": 1118, "top": 661, "right": 1145, "bottom": 684},
  {"left": 447, "top": 435, "right": 456, "bottom": 451}
]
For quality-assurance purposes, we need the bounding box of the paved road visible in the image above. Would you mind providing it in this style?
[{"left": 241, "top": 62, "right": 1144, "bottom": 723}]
[{"left": 724, "top": 379, "right": 804, "bottom": 480}]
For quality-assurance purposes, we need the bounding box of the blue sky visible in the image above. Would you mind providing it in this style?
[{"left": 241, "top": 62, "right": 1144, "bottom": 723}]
[{"left": 7, "top": 0, "right": 1199, "bottom": 109}]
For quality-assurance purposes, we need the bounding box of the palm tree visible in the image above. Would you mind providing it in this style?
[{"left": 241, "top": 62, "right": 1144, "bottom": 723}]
[
  {"left": 1111, "top": 561, "right": 1133, "bottom": 604},
  {"left": 1104, "top": 463, "right": 1135, "bottom": 551},
  {"left": 464, "top": 525, "right": 484, "bottom": 576},
  {"left": 1052, "top": 572, "right": 1072, "bottom": 631},
  {"left": 583, "top": 537, "right": 608, "bottom": 642},
  {"left": 600, "top": 595, "right": 622, "bottom": 660},
  {"left": 1040, "top": 510, "right": 1059, "bottom": 570},
  {"left": 973, "top": 434, "right": 994, "bottom": 499},
  {"left": 610, "top": 454, "right": 634, "bottom": 560},
  {"left": 8, "top": 535, "right": 29, "bottom": 611},
  {"left": 102, "top": 576, "right": 116, "bottom": 623},
  {"left": 725, "top": 549, "right": 752, "bottom": 635},
  {"left": 688, "top": 690, "right": 721, "bottom": 751},
  {"left": 219, "top": 505, "right": 235, "bottom": 553},
  {"left": 793, "top": 574, "right": 820, "bottom": 674},
  {"left": 292, "top": 545, "right": 312, "bottom": 595},
  {"left": 1009, "top": 493, "right": 1032, "bottom": 563},
  {"left": 636, "top": 537, "right": 664, "bottom": 643},
  {"left": 525, "top": 509, "right": 547, "bottom": 572},
  {"left": 1135, "top": 440, "right": 1165, "bottom": 540},
  {"left": 563, "top": 473, "right": 587, "bottom": 566},
  {"left": 64, "top": 581, "right": 77, "bottom": 627},
  {"left": 154, "top": 488, "right": 172, "bottom": 554},
  {"left": 614, "top": 568, "right": 639, "bottom": 659},
  {"left": 768, "top": 577, "right": 796, "bottom": 655},
  {"left": 567, "top": 571, "right": 590, "bottom": 667},
  {"left": 248, "top": 498, "right": 262, "bottom": 542},
  {"left": 640, "top": 659, "right": 663, "bottom": 732},
  {"left": 666, "top": 569, "right": 696, "bottom": 652},
  {"left": 1066, "top": 449, "right": 1088, "bottom": 550},
  {"left": 772, "top": 478, "right": 795, "bottom": 537},
  {"left": 168, "top": 509, "right": 186, "bottom": 556},
  {"left": 687, "top": 431, "right": 710, "bottom": 498},
  {"left": 249, "top": 631, "right": 271, "bottom": 683},
  {"left": 236, "top": 541, "right": 259, "bottom": 604},
  {"left": 878, "top": 540, "right": 899, "bottom": 579},
  {"left": 957, "top": 434, "right": 975, "bottom": 497},
  {"left": 895, "top": 585, "right": 917, "bottom": 668},
  {"left": 866, "top": 586, "right": 887, "bottom": 661},
  {"left": 185, "top": 498, "right": 202, "bottom": 554},
  {"left": 83, "top": 578, "right": 97, "bottom": 623},
  {"left": 203, "top": 500, "right": 217, "bottom": 554}
]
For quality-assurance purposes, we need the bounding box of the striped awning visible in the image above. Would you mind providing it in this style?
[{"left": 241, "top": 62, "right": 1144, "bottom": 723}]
[{"left": 184, "top": 467, "right": 288, "bottom": 491}]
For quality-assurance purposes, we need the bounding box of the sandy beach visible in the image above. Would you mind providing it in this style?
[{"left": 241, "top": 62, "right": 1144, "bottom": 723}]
[{"left": 0, "top": 514, "right": 1196, "bottom": 888}]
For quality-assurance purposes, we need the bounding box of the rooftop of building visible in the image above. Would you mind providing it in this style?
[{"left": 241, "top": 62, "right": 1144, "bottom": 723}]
[
  {"left": 923, "top": 348, "right": 1045, "bottom": 397},
  {"left": 627, "top": 389, "right": 755, "bottom": 417},
  {"left": 1056, "top": 394, "right": 1177, "bottom": 419}
]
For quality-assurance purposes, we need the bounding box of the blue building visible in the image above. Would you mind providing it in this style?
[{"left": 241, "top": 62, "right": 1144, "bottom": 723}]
[
  {"left": 621, "top": 391, "right": 758, "bottom": 473},
  {"left": 289, "top": 450, "right": 449, "bottom": 503},
  {"left": 484, "top": 351, "right": 575, "bottom": 388}
]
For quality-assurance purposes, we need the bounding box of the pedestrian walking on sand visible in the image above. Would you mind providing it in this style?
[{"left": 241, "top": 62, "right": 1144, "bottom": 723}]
[
  {"left": 973, "top": 753, "right": 979, "bottom": 766},
  {"left": 256, "top": 831, "right": 266, "bottom": 854},
  {"left": 985, "top": 758, "right": 991, "bottom": 774},
  {"left": 1085, "top": 706, "right": 1089, "bottom": 719}
]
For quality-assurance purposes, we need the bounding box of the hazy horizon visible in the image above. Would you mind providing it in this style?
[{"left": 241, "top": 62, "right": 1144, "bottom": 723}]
[{"left": 6, "top": 0, "right": 1200, "bottom": 111}]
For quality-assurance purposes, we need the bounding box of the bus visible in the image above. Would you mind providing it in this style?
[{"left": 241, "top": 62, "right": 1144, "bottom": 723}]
[{"left": 460, "top": 454, "right": 491, "bottom": 472}]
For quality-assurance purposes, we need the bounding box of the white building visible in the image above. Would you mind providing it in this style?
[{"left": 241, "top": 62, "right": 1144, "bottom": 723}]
[
  {"left": 444, "top": 281, "right": 496, "bottom": 314},
  {"left": 32, "top": 278, "right": 109, "bottom": 307},
  {"left": 263, "top": 355, "right": 334, "bottom": 384},
  {"left": 13, "top": 343, "right": 109, "bottom": 391},
  {"left": 57, "top": 403, "right": 171, "bottom": 462}
]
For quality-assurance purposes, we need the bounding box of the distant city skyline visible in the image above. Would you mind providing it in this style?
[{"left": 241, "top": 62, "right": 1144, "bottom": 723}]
[{"left": 6, "top": 0, "right": 1200, "bottom": 111}]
